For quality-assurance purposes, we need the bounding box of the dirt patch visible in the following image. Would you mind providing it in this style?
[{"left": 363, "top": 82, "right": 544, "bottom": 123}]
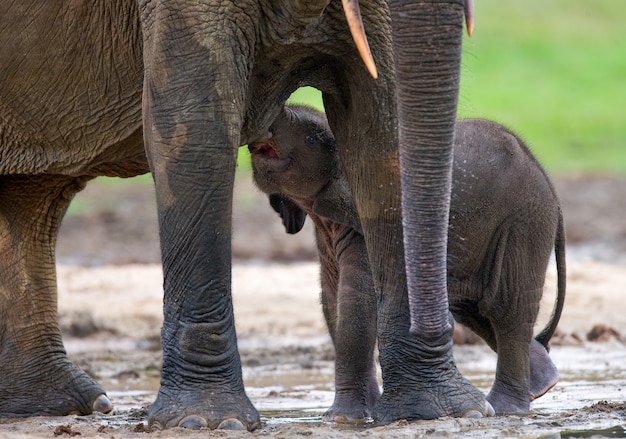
[
  {"left": 1, "top": 172, "right": 625, "bottom": 438},
  {"left": 57, "top": 172, "right": 321, "bottom": 266},
  {"left": 56, "top": 172, "right": 626, "bottom": 266},
  {"left": 584, "top": 401, "right": 626, "bottom": 414}
]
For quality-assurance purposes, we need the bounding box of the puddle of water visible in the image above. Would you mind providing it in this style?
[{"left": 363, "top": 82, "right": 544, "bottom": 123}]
[
  {"left": 249, "top": 344, "right": 626, "bottom": 436},
  {"left": 261, "top": 409, "right": 325, "bottom": 427},
  {"left": 246, "top": 380, "right": 334, "bottom": 415},
  {"left": 560, "top": 425, "right": 626, "bottom": 438},
  {"left": 533, "top": 378, "right": 626, "bottom": 414}
]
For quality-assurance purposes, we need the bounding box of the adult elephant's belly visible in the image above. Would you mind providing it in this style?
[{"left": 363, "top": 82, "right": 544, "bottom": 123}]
[
  {"left": 0, "top": 113, "right": 148, "bottom": 178},
  {"left": 0, "top": 0, "right": 147, "bottom": 178},
  {"left": 0, "top": 86, "right": 148, "bottom": 178}
]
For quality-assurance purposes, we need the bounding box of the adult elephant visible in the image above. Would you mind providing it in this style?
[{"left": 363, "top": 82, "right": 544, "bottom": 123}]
[{"left": 0, "top": 0, "right": 488, "bottom": 431}]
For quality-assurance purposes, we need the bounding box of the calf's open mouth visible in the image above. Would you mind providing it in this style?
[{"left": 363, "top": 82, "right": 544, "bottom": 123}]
[{"left": 249, "top": 142, "right": 279, "bottom": 159}]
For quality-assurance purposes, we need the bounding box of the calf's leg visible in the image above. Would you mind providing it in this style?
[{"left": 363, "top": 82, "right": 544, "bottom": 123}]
[{"left": 319, "top": 231, "right": 379, "bottom": 422}]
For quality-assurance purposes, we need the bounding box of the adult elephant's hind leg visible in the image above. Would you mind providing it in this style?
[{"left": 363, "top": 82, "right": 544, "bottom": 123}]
[{"left": 0, "top": 175, "right": 112, "bottom": 416}]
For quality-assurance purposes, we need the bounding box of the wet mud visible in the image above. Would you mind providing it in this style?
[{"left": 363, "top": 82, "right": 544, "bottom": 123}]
[{"left": 2, "top": 338, "right": 626, "bottom": 438}]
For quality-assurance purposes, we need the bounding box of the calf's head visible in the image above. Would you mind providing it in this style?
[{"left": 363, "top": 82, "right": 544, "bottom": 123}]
[
  {"left": 249, "top": 105, "right": 339, "bottom": 200},
  {"left": 249, "top": 105, "right": 360, "bottom": 234}
]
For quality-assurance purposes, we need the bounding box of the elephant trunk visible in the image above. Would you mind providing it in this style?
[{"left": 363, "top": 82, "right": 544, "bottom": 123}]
[{"left": 390, "top": 0, "right": 465, "bottom": 340}]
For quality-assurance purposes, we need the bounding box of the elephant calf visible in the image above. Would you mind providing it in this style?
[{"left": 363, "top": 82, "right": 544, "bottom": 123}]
[{"left": 249, "top": 105, "right": 566, "bottom": 420}]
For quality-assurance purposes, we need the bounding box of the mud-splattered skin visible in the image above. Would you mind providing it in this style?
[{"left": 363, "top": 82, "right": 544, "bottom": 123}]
[
  {"left": 1, "top": 0, "right": 486, "bottom": 429},
  {"left": 250, "top": 105, "right": 566, "bottom": 419}
]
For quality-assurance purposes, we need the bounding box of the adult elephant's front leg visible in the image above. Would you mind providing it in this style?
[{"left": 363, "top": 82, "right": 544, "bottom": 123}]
[
  {"left": 140, "top": 4, "right": 259, "bottom": 431},
  {"left": 379, "top": 0, "right": 490, "bottom": 419},
  {"left": 329, "top": 0, "right": 490, "bottom": 421}
]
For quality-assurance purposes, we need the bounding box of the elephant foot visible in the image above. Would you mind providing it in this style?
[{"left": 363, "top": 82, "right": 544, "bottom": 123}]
[
  {"left": 375, "top": 370, "right": 493, "bottom": 422},
  {"left": 323, "top": 379, "right": 380, "bottom": 423},
  {"left": 487, "top": 381, "right": 530, "bottom": 415},
  {"left": 148, "top": 385, "right": 261, "bottom": 431},
  {"left": 375, "top": 329, "right": 493, "bottom": 421},
  {"left": 488, "top": 340, "right": 558, "bottom": 414},
  {"left": 0, "top": 351, "right": 111, "bottom": 416},
  {"left": 529, "top": 339, "right": 558, "bottom": 400}
]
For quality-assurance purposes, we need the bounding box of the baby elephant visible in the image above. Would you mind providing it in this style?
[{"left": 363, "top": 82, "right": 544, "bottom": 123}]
[{"left": 249, "top": 105, "right": 566, "bottom": 421}]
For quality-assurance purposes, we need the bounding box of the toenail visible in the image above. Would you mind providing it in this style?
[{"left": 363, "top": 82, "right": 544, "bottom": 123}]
[
  {"left": 464, "top": 410, "right": 483, "bottom": 419},
  {"left": 179, "top": 415, "right": 208, "bottom": 429},
  {"left": 92, "top": 394, "right": 113, "bottom": 414},
  {"left": 149, "top": 421, "right": 164, "bottom": 431},
  {"left": 217, "top": 418, "right": 245, "bottom": 430}
]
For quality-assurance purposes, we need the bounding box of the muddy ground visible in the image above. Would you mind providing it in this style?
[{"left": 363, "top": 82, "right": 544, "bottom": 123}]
[{"left": 1, "top": 172, "right": 626, "bottom": 438}]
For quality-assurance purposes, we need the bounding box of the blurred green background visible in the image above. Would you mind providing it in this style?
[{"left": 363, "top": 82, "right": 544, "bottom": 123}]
[{"left": 458, "top": 0, "right": 625, "bottom": 173}]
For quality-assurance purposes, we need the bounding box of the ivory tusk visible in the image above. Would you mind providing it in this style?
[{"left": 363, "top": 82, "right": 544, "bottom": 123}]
[
  {"left": 465, "top": 0, "right": 475, "bottom": 37},
  {"left": 341, "top": 0, "right": 378, "bottom": 79}
]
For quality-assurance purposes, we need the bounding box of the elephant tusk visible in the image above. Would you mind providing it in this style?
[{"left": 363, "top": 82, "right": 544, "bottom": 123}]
[
  {"left": 465, "top": 0, "right": 475, "bottom": 37},
  {"left": 341, "top": 0, "right": 378, "bottom": 79}
]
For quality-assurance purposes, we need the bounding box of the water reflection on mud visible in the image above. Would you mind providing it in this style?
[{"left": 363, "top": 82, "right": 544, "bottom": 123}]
[
  {"left": 560, "top": 426, "right": 626, "bottom": 438},
  {"left": 252, "top": 343, "right": 626, "bottom": 436}
]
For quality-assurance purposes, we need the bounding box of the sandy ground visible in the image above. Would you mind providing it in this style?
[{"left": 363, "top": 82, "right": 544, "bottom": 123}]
[{"left": 1, "top": 172, "right": 626, "bottom": 438}]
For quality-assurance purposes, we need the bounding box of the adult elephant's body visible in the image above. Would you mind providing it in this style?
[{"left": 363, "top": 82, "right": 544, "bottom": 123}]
[{"left": 0, "top": 0, "right": 487, "bottom": 430}]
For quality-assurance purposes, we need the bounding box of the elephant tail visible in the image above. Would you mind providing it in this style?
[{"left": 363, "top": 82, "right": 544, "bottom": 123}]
[{"left": 535, "top": 206, "right": 566, "bottom": 350}]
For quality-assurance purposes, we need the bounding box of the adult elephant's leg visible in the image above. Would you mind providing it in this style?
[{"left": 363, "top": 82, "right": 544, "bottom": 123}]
[
  {"left": 352, "top": 0, "right": 489, "bottom": 420},
  {"left": 140, "top": 3, "right": 259, "bottom": 431},
  {"left": 0, "top": 175, "right": 112, "bottom": 416},
  {"left": 322, "top": 19, "right": 422, "bottom": 420}
]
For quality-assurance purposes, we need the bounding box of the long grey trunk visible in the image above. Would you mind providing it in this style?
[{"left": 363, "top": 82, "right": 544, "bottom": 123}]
[{"left": 389, "top": 0, "right": 465, "bottom": 339}]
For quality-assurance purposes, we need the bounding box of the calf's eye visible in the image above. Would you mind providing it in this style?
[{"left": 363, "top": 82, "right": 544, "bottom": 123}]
[{"left": 305, "top": 135, "right": 317, "bottom": 146}]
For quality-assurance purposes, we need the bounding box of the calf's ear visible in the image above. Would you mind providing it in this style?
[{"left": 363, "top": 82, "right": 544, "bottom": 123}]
[
  {"left": 312, "top": 177, "right": 363, "bottom": 234},
  {"left": 269, "top": 194, "right": 308, "bottom": 234}
]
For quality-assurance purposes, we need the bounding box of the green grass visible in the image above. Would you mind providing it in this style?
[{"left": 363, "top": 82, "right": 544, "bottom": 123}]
[{"left": 458, "top": 0, "right": 626, "bottom": 173}]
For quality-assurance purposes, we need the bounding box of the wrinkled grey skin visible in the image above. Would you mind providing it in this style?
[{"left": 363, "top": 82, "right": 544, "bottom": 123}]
[
  {"left": 0, "top": 0, "right": 486, "bottom": 430},
  {"left": 250, "top": 105, "right": 566, "bottom": 420}
]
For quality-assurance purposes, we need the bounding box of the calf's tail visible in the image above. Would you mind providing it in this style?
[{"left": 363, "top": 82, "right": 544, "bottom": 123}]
[{"left": 535, "top": 207, "right": 566, "bottom": 349}]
